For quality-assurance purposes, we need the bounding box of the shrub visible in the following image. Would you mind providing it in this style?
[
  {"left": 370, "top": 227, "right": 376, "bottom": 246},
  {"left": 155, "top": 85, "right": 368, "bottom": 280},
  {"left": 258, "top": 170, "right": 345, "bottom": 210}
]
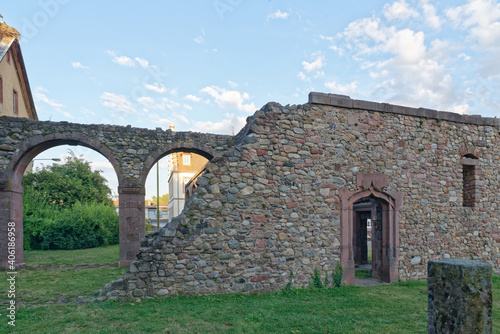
[
  {"left": 333, "top": 262, "right": 343, "bottom": 287},
  {"left": 310, "top": 267, "right": 323, "bottom": 289},
  {"left": 24, "top": 202, "right": 119, "bottom": 250}
]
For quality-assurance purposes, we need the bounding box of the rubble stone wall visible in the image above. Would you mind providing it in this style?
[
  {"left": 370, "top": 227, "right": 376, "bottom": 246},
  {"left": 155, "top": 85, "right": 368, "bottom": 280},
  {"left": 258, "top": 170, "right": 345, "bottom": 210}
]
[{"left": 104, "top": 92, "right": 500, "bottom": 299}]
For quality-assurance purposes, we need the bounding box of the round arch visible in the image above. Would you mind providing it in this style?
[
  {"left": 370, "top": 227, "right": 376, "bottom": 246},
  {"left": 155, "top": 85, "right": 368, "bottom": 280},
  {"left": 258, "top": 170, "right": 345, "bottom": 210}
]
[
  {"left": 339, "top": 173, "right": 403, "bottom": 285},
  {"left": 0, "top": 133, "right": 121, "bottom": 268},
  {"left": 139, "top": 142, "right": 221, "bottom": 187},
  {"left": 5, "top": 133, "right": 122, "bottom": 191}
]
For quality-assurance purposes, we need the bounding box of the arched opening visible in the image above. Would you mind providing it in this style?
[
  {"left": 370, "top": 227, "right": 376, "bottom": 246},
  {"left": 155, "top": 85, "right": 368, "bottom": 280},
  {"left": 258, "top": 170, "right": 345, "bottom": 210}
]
[
  {"left": 340, "top": 174, "right": 403, "bottom": 285},
  {"left": 1, "top": 136, "right": 120, "bottom": 269},
  {"left": 141, "top": 144, "right": 216, "bottom": 233}
]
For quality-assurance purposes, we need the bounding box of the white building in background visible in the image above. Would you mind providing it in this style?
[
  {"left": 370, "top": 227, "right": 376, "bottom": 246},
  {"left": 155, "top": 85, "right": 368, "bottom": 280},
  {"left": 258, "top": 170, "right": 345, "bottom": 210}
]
[
  {"left": 166, "top": 126, "right": 209, "bottom": 221},
  {"left": 167, "top": 151, "right": 208, "bottom": 221}
]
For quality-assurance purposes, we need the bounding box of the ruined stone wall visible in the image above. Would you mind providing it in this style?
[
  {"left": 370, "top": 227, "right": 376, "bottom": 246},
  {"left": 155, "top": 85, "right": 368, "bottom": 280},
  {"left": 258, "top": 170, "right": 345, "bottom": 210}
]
[{"left": 105, "top": 93, "right": 499, "bottom": 299}]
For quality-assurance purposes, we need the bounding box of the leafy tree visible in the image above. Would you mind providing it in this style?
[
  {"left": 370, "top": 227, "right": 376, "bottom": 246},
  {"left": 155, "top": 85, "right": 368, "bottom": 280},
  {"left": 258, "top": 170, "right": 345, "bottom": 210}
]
[
  {"left": 150, "top": 193, "right": 169, "bottom": 205},
  {"left": 23, "top": 151, "right": 113, "bottom": 208},
  {"left": 22, "top": 151, "right": 118, "bottom": 250}
]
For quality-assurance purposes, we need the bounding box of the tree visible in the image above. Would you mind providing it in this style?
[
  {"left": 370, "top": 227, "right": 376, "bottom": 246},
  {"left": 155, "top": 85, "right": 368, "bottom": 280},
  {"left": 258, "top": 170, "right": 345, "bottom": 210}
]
[
  {"left": 150, "top": 193, "right": 169, "bottom": 205},
  {"left": 22, "top": 151, "right": 118, "bottom": 250},
  {"left": 23, "top": 151, "right": 113, "bottom": 208}
]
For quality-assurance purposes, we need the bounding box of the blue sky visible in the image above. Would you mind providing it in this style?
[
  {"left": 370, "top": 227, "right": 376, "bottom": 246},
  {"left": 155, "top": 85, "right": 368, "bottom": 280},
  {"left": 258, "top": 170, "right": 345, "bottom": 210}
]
[{"left": 3, "top": 0, "right": 499, "bottom": 199}]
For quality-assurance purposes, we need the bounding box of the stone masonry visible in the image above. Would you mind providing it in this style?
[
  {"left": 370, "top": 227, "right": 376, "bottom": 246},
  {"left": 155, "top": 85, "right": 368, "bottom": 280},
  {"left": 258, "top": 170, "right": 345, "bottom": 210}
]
[
  {"left": 101, "top": 92, "right": 499, "bottom": 299},
  {"left": 0, "top": 119, "right": 232, "bottom": 268}
]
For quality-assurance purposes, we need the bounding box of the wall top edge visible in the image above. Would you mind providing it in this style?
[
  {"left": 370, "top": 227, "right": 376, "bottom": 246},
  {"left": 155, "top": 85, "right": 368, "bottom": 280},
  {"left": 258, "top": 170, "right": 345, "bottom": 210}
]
[{"left": 308, "top": 92, "right": 499, "bottom": 126}]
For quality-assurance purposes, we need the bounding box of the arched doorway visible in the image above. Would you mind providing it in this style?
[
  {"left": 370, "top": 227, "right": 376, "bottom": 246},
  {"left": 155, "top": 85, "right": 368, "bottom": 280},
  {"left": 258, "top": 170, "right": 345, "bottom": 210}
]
[
  {"left": 0, "top": 135, "right": 121, "bottom": 269},
  {"left": 339, "top": 173, "right": 403, "bottom": 284}
]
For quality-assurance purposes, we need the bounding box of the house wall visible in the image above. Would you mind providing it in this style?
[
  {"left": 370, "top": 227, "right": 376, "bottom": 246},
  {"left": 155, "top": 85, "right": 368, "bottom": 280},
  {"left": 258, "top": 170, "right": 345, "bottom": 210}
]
[
  {"left": 0, "top": 48, "right": 29, "bottom": 119},
  {"left": 103, "top": 93, "right": 499, "bottom": 299}
]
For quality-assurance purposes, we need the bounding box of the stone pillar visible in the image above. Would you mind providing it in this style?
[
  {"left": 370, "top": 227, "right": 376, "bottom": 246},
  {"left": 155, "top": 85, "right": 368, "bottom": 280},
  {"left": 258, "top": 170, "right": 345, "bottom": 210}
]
[
  {"left": 428, "top": 259, "right": 492, "bottom": 334},
  {"left": 0, "top": 189, "right": 24, "bottom": 269},
  {"left": 118, "top": 187, "right": 145, "bottom": 267}
]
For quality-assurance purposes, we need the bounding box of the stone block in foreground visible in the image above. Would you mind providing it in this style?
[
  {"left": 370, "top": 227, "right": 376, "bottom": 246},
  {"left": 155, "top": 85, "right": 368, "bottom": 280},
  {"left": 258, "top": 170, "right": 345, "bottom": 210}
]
[{"left": 428, "top": 259, "right": 492, "bottom": 334}]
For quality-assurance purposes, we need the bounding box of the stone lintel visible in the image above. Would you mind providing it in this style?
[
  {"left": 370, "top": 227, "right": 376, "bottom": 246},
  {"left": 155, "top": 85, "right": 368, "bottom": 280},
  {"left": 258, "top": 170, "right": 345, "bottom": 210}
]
[
  {"left": 308, "top": 92, "right": 499, "bottom": 126},
  {"left": 461, "top": 157, "right": 480, "bottom": 166}
]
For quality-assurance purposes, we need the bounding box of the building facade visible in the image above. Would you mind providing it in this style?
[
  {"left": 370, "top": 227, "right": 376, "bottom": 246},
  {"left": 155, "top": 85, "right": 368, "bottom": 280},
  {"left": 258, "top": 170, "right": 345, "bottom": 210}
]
[
  {"left": 167, "top": 151, "right": 208, "bottom": 221},
  {"left": 0, "top": 22, "right": 37, "bottom": 120}
]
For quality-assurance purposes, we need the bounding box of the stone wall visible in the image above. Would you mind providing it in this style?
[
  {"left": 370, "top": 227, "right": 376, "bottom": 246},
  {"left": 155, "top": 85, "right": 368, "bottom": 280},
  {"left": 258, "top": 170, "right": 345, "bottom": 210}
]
[
  {"left": 0, "top": 117, "right": 232, "bottom": 268},
  {"left": 104, "top": 92, "right": 500, "bottom": 299}
]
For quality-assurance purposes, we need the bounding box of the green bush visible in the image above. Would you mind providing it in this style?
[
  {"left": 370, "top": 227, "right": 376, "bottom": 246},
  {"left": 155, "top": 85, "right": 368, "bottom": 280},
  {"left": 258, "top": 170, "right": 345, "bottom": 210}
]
[
  {"left": 23, "top": 152, "right": 119, "bottom": 250},
  {"left": 24, "top": 202, "right": 118, "bottom": 250}
]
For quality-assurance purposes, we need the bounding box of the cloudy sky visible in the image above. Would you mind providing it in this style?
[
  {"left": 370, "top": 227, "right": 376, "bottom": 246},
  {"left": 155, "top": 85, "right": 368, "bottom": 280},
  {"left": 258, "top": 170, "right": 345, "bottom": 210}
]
[{"left": 3, "top": 0, "right": 499, "bottom": 199}]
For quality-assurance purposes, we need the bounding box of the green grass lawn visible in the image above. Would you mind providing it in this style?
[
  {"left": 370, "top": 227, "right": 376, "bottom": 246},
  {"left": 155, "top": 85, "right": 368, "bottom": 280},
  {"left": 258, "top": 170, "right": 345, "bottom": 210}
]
[{"left": 1, "top": 246, "right": 499, "bottom": 333}]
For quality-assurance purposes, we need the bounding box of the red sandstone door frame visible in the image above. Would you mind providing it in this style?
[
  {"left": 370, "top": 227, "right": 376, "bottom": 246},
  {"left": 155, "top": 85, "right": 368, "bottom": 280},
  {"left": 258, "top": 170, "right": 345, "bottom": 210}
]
[{"left": 339, "top": 174, "right": 403, "bottom": 285}]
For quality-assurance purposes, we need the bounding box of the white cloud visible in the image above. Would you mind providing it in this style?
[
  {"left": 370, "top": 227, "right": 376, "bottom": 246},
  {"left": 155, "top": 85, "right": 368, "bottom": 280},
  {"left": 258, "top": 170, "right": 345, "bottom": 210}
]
[
  {"left": 302, "top": 54, "right": 325, "bottom": 72},
  {"left": 136, "top": 96, "right": 180, "bottom": 111},
  {"left": 297, "top": 71, "right": 310, "bottom": 82},
  {"left": 194, "top": 36, "right": 204, "bottom": 44},
  {"left": 71, "top": 61, "right": 90, "bottom": 70},
  {"left": 106, "top": 50, "right": 135, "bottom": 67},
  {"left": 173, "top": 112, "right": 189, "bottom": 124},
  {"left": 101, "top": 92, "right": 136, "bottom": 113},
  {"left": 34, "top": 87, "right": 74, "bottom": 119},
  {"left": 446, "top": 0, "right": 500, "bottom": 49},
  {"left": 228, "top": 80, "right": 238, "bottom": 88},
  {"left": 145, "top": 82, "right": 167, "bottom": 93},
  {"left": 192, "top": 113, "right": 246, "bottom": 135},
  {"left": 200, "top": 86, "right": 256, "bottom": 113},
  {"left": 135, "top": 57, "right": 149, "bottom": 68},
  {"left": 419, "top": 0, "right": 442, "bottom": 30},
  {"left": 268, "top": 9, "right": 289, "bottom": 20},
  {"left": 383, "top": 0, "right": 418, "bottom": 21},
  {"left": 185, "top": 94, "right": 202, "bottom": 102},
  {"left": 324, "top": 81, "right": 358, "bottom": 95},
  {"left": 34, "top": 87, "right": 65, "bottom": 108},
  {"left": 137, "top": 96, "right": 155, "bottom": 106}
]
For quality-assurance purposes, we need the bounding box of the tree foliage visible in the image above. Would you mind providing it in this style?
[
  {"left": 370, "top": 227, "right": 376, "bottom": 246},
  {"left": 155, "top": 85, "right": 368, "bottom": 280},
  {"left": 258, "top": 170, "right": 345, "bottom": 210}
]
[
  {"left": 23, "top": 152, "right": 113, "bottom": 208},
  {"left": 22, "top": 151, "right": 118, "bottom": 250}
]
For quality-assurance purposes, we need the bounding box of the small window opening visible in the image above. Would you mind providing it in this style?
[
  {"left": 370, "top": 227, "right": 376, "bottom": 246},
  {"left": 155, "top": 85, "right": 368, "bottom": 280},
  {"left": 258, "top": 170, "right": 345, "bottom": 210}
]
[
  {"left": 461, "top": 154, "right": 478, "bottom": 208},
  {"left": 13, "top": 90, "right": 18, "bottom": 115}
]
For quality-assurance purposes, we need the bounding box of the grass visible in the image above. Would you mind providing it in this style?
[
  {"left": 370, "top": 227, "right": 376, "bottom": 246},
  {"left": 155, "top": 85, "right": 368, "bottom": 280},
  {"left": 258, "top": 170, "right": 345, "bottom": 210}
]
[
  {"left": 0, "top": 246, "right": 499, "bottom": 333},
  {"left": 24, "top": 244, "right": 120, "bottom": 267},
  {"left": 355, "top": 268, "right": 372, "bottom": 279}
]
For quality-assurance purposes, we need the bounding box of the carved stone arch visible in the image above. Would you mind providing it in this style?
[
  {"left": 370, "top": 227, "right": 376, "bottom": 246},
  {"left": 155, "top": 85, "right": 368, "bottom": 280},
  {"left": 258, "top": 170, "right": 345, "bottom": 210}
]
[{"left": 339, "top": 173, "right": 403, "bottom": 284}]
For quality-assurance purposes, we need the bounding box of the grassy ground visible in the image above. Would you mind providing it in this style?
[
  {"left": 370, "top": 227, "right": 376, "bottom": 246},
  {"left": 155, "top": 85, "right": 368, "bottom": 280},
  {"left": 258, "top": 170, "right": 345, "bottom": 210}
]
[{"left": 0, "top": 246, "right": 499, "bottom": 333}]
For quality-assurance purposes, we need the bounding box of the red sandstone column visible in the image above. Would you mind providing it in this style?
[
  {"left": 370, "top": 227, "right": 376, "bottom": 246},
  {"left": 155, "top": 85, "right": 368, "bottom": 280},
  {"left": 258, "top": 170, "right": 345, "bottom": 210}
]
[
  {"left": 0, "top": 189, "right": 24, "bottom": 269},
  {"left": 118, "top": 187, "right": 145, "bottom": 267}
]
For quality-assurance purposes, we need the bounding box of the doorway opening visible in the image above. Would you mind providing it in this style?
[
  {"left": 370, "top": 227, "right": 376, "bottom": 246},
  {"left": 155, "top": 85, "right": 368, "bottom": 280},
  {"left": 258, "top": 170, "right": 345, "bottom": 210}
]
[{"left": 339, "top": 173, "right": 402, "bottom": 285}]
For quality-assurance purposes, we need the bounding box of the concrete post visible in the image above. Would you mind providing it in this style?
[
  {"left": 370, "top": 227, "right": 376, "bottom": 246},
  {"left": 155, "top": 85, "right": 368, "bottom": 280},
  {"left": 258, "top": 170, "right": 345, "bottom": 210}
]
[
  {"left": 428, "top": 259, "right": 492, "bottom": 334},
  {"left": 118, "top": 187, "right": 145, "bottom": 267}
]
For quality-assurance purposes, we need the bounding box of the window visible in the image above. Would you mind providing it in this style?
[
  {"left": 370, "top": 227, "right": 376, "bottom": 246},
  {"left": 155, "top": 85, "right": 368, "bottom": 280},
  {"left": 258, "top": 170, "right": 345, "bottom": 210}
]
[
  {"left": 183, "top": 154, "right": 191, "bottom": 166},
  {"left": 461, "top": 154, "right": 479, "bottom": 208},
  {"left": 6, "top": 50, "right": 11, "bottom": 64},
  {"left": 0, "top": 76, "right": 3, "bottom": 104},
  {"left": 13, "top": 90, "right": 18, "bottom": 115}
]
